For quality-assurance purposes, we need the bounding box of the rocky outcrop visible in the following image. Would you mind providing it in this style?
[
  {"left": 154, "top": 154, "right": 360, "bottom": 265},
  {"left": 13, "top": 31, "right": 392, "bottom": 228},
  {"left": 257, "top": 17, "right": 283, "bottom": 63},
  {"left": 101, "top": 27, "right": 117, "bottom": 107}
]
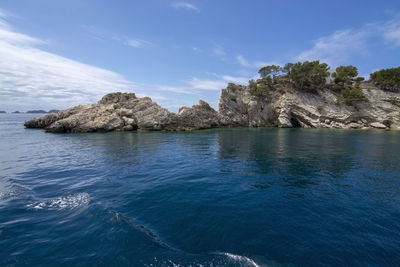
[
  {"left": 24, "top": 93, "right": 221, "bottom": 133},
  {"left": 177, "top": 100, "right": 220, "bottom": 130},
  {"left": 25, "top": 82, "right": 400, "bottom": 133},
  {"left": 218, "top": 82, "right": 400, "bottom": 130}
]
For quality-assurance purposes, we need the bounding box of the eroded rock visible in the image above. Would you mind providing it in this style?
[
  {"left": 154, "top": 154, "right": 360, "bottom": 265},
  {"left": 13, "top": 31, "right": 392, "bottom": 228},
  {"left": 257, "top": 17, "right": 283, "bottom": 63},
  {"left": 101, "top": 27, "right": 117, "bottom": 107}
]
[{"left": 24, "top": 82, "right": 400, "bottom": 133}]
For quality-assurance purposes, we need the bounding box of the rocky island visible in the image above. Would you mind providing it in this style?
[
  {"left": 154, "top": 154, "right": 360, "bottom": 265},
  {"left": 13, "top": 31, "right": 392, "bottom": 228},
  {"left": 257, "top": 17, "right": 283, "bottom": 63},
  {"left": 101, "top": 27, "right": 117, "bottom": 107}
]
[
  {"left": 25, "top": 62, "right": 400, "bottom": 132},
  {"left": 26, "top": 110, "right": 48, "bottom": 114}
]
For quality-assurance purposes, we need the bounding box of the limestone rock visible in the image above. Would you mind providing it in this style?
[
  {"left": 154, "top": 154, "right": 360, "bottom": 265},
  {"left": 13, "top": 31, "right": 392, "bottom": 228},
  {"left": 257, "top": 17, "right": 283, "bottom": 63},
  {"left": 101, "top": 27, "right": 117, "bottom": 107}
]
[
  {"left": 23, "top": 113, "right": 59, "bottom": 128},
  {"left": 217, "top": 82, "right": 400, "bottom": 130},
  {"left": 177, "top": 100, "right": 220, "bottom": 130},
  {"left": 347, "top": 122, "right": 363, "bottom": 129},
  {"left": 370, "top": 122, "right": 387, "bottom": 129},
  {"left": 24, "top": 82, "right": 400, "bottom": 133},
  {"left": 218, "top": 86, "right": 249, "bottom": 126}
]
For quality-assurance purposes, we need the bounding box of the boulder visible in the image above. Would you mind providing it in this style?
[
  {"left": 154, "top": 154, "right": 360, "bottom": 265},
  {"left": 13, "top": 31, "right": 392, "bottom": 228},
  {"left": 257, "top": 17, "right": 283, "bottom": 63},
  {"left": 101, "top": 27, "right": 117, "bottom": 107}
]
[{"left": 370, "top": 122, "right": 387, "bottom": 129}]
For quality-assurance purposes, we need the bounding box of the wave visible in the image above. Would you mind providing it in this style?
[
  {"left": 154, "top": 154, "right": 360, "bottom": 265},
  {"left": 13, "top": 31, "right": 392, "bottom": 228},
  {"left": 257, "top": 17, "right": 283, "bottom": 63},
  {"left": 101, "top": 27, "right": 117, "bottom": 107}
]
[
  {"left": 145, "top": 252, "right": 263, "bottom": 267},
  {"left": 26, "top": 192, "right": 90, "bottom": 210},
  {"left": 218, "top": 252, "right": 260, "bottom": 267}
]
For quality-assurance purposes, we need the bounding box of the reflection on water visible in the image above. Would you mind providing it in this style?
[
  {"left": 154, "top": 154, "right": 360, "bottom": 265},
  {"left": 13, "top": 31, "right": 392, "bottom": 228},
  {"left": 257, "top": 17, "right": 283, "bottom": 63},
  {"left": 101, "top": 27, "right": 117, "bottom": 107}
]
[{"left": 1, "top": 114, "right": 400, "bottom": 266}]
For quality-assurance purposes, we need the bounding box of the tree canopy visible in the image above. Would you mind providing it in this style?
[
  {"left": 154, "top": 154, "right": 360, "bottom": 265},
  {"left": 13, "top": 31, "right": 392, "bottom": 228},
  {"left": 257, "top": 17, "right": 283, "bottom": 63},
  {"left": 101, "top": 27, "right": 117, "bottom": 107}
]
[
  {"left": 285, "top": 61, "right": 330, "bottom": 92},
  {"left": 244, "top": 61, "right": 395, "bottom": 102},
  {"left": 258, "top": 65, "right": 282, "bottom": 79},
  {"left": 370, "top": 67, "right": 400, "bottom": 92},
  {"left": 330, "top": 65, "right": 366, "bottom": 103},
  {"left": 332, "top": 65, "right": 364, "bottom": 87}
]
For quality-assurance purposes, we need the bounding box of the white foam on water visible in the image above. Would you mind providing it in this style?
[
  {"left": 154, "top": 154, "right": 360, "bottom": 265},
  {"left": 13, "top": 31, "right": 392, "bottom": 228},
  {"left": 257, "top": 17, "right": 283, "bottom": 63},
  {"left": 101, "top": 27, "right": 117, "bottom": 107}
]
[
  {"left": 220, "top": 252, "right": 260, "bottom": 267},
  {"left": 27, "top": 192, "right": 90, "bottom": 210}
]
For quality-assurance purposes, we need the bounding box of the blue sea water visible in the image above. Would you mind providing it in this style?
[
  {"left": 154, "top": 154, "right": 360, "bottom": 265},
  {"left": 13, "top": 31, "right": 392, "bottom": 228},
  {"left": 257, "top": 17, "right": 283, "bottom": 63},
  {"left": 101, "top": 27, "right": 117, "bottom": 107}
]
[{"left": 1, "top": 114, "right": 400, "bottom": 266}]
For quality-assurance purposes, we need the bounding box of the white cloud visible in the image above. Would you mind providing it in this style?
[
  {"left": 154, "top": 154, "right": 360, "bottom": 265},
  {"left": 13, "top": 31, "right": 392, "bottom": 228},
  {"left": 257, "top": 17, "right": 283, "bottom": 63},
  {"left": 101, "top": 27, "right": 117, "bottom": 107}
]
[
  {"left": 124, "top": 38, "right": 153, "bottom": 48},
  {"left": 0, "top": 8, "right": 255, "bottom": 113},
  {"left": 0, "top": 11, "right": 244, "bottom": 112},
  {"left": 83, "top": 25, "right": 153, "bottom": 48},
  {"left": 382, "top": 18, "right": 400, "bottom": 47},
  {"left": 155, "top": 74, "right": 250, "bottom": 94},
  {"left": 170, "top": 2, "right": 200, "bottom": 12},
  {"left": 237, "top": 54, "right": 279, "bottom": 69},
  {"left": 295, "top": 16, "right": 400, "bottom": 66},
  {"left": 186, "top": 77, "right": 228, "bottom": 91},
  {"left": 0, "top": 17, "right": 137, "bottom": 111},
  {"left": 295, "top": 29, "right": 369, "bottom": 66}
]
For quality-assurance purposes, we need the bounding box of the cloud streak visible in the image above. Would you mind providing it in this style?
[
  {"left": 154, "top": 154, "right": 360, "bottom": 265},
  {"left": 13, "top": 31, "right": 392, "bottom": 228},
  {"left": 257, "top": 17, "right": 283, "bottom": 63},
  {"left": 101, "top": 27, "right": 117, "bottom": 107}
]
[
  {"left": 170, "top": 2, "right": 200, "bottom": 12},
  {"left": 237, "top": 55, "right": 278, "bottom": 69},
  {"left": 0, "top": 12, "right": 136, "bottom": 111},
  {"left": 154, "top": 74, "right": 250, "bottom": 94},
  {"left": 0, "top": 10, "right": 244, "bottom": 112},
  {"left": 382, "top": 17, "right": 400, "bottom": 47},
  {"left": 123, "top": 38, "right": 153, "bottom": 48},
  {"left": 83, "top": 25, "right": 153, "bottom": 48},
  {"left": 295, "top": 29, "right": 369, "bottom": 65},
  {"left": 295, "top": 15, "right": 400, "bottom": 66}
]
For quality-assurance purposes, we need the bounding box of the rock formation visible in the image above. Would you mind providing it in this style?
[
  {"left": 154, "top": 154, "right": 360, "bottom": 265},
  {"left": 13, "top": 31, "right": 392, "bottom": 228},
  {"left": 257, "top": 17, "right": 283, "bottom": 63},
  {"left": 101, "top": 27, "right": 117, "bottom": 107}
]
[
  {"left": 24, "top": 82, "right": 400, "bottom": 133},
  {"left": 24, "top": 92, "right": 221, "bottom": 132},
  {"left": 219, "top": 82, "right": 400, "bottom": 129}
]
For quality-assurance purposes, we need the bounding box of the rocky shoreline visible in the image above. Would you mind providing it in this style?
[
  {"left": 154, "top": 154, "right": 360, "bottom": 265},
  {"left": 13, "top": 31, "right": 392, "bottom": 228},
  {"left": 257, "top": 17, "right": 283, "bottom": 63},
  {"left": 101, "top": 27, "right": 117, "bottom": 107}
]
[{"left": 24, "top": 82, "right": 400, "bottom": 133}]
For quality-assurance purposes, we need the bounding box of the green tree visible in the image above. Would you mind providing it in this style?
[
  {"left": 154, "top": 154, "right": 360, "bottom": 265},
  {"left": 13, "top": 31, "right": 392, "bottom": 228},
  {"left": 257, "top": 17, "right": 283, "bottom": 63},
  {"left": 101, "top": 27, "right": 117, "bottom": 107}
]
[
  {"left": 331, "top": 65, "right": 365, "bottom": 90},
  {"left": 249, "top": 79, "right": 271, "bottom": 97},
  {"left": 227, "top": 82, "right": 241, "bottom": 91},
  {"left": 258, "top": 65, "right": 282, "bottom": 79},
  {"left": 341, "top": 87, "right": 367, "bottom": 104},
  {"left": 286, "top": 61, "right": 330, "bottom": 92},
  {"left": 330, "top": 65, "right": 367, "bottom": 104},
  {"left": 370, "top": 67, "right": 400, "bottom": 92},
  {"left": 283, "top": 63, "right": 294, "bottom": 74}
]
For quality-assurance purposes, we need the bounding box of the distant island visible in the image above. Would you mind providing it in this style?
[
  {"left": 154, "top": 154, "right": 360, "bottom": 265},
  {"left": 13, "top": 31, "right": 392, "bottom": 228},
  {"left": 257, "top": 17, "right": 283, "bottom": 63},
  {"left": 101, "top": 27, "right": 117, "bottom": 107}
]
[
  {"left": 7, "top": 110, "right": 61, "bottom": 114},
  {"left": 26, "top": 110, "right": 60, "bottom": 114},
  {"left": 0, "top": 111, "right": 6, "bottom": 114},
  {"left": 26, "top": 110, "right": 48, "bottom": 114},
  {"left": 25, "top": 62, "right": 400, "bottom": 133}
]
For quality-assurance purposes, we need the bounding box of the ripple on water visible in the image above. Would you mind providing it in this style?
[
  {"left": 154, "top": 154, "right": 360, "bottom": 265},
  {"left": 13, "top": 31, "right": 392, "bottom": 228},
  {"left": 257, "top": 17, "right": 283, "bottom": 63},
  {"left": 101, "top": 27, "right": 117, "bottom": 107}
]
[
  {"left": 144, "top": 252, "right": 278, "bottom": 267},
  {"left": 26, "top": 192, "right": 90, "bottom": 210},
  {"left": 219, "top": 252, "right": 260, "bottom": 267}
]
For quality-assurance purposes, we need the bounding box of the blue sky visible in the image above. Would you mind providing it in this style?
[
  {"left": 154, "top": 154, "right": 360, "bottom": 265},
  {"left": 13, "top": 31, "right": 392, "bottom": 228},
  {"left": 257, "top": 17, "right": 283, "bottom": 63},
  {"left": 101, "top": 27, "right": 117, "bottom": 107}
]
[{"left": 0, "top": 0, "right": 399, "bottom": 112}]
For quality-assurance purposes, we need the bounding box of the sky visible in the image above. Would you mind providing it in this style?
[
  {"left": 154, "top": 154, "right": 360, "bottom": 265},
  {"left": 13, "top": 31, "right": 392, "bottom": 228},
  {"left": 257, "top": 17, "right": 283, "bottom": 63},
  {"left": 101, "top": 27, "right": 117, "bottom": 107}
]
[{"left": 0, "top": 0, "right": 399, "bottom": 112}]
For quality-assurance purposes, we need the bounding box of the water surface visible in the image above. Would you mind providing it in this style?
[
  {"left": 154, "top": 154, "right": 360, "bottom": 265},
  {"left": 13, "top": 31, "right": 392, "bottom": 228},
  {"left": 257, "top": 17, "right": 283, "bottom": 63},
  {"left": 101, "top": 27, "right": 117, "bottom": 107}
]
[{"left": 1, "top": 114, "right": 400, "bottom": 266}]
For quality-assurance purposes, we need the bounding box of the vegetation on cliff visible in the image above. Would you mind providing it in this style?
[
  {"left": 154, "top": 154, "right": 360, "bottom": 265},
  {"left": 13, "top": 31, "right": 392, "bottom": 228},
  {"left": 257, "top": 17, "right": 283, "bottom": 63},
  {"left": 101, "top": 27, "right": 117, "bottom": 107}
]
[
  {"left": 234, "top": 61, "right": 388, "bottom": 105},
  {"left": 332, "top": 65, "right": 366, "bottom": 104},
  {"left": 285, "top": 61, "right": 330, "bottom": 92},
  {"left": 370, "top": 67, "right": 400, "bottom": 92}
]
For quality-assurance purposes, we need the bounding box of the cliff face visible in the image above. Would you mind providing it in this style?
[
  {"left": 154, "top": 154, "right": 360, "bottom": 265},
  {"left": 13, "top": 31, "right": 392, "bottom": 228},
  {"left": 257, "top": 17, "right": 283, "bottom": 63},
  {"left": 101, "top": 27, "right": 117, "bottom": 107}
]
[
  {"left": 24, "top": 82, "right": 400, "bottom": 132},
  {"left": 218, "top": 82, "right": 400, "bottom": 129}
]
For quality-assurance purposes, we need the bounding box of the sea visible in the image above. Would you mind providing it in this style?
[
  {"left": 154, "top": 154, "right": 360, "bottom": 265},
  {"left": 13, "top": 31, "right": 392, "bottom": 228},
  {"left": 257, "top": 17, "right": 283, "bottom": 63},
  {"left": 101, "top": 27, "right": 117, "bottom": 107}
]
[{"left": 1, "top": 114, "right": 400, "bottom": 266}]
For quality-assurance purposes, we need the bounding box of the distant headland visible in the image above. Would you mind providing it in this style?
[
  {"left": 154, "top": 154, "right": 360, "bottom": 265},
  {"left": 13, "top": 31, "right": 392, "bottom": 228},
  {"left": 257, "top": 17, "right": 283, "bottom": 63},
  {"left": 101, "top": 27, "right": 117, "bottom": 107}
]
[
  {"left": 24, "top": 62, "right": 400, "bottom": 132},
  {"left": 0, "top": 110, "right": 61, "bottom": 114}
]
